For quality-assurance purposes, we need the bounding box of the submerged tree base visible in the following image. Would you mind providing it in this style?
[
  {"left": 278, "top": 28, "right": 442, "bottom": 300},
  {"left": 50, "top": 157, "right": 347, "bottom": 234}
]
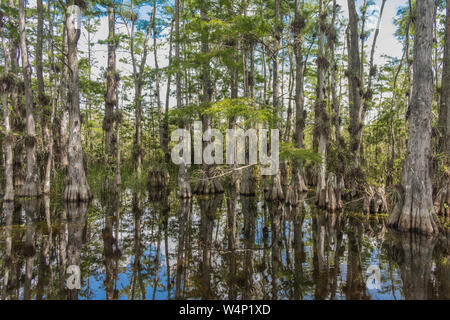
[
  {"left": 285, "top": 168, "right": 308, "bottom": 206},
  {"left": 435, "top": 182, "right": 450, "bottom": 218},
  {"left": 265, "top": 173, "right": 284, "bottom": 202},
  {"left": 314, "top": 173, "right": 343, "bottom": 212},
  {"left": 3, "top": 189, "right": 14, "bottom": 202},
  {"left": 194, "top": 168, "right": 224, "bottom": 195},
  {"left": 194, "top": 177, "right": 224, "bottom": 195},
  {"left": 388, "top": 200, "right": 440, "bottom": 236},
  {"left": 240, "top": 167, "right": 256, "bottom": 196},
  {"left": 363, "top": 185, "right": 388, "bottom": 215},
  {"left": 19, "top": 181, "right": 42, "bottom": 198},
  {"left": 65, "top": 184, "right": 93, "bottom": 202}
]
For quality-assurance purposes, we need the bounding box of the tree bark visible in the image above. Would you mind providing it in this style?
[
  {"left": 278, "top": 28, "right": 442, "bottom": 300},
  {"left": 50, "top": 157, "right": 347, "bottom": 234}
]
[
  {"left": 315, "top": 0, "right": 329, "bottom": 208},
  {"left": 44, "top": 1, "right": 56, "bottom": 195},
  {"left": 240, "top": 37, "right": 256, "bottom": 196},
  {"left": 330, "top": 0, "right": 343, "bottom": 210},
  {"left": 175, "top": 0, "right": 191, "bottom": 198},
  {"left": 347, "top": 0, "right": 363, "bottom": 196},
  {"left": 8, "top": 4, "right": 24, "bottom": 190},
  {"left": 436, "top": 0, "right": 450, "bottom": 217},
  {"left": 64, "top": 3, "right": 92, "bottom": 201},
  {"left": 287, "top": 0, "right": 308, "bottom": 206},
  {"left": 104, "top": 1, "right": 117, "bottom": 162},
  {"left": 152, "top": 0, "right": 164, "bottom": 162},
  {"left": 1, "top": 10, "right": 14, "bottom": 201},
  {"left": 60, "top": 24, "right": 69, "bottom": 169},
  {"left": 36, "top": 0, "right": 53, "bottom": 195},
  {"left": 162, "top": 20, "right": 174, "bottom": 163},
  {"left": 127, "top": 0, "right": 152, "bottom": 178},
  {"left": 19, "top": 0, "right": 41, "bottom": 197},
  {"left": 266, "top": 0, "right": 283, "bottom": 201},
  {"left": 387, "top": 0, "right": 440, "bottom": 235},
  {"left": 194, "top": 0, "right": 223, "bottom": 195},
  {"left": 387, "top": 51, "right": 405, "bottom": 186}
]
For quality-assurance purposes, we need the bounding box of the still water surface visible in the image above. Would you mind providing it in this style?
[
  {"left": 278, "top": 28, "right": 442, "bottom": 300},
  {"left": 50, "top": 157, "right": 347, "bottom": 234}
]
[{"left": 0, "top": 190, "right": 449, "bottom": 300}]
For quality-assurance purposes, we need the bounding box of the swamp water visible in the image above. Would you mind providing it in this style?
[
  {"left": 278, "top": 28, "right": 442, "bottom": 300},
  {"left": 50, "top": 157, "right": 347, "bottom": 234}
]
[{"left": 0, "top": 190, "right": 449, "bottom": 300}]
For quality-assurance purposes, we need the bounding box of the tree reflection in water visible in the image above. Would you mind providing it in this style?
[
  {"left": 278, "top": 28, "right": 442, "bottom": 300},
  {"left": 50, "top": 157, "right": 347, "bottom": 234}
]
[{"left": 0, "top": 190, "right": 449, "bottom": 300}]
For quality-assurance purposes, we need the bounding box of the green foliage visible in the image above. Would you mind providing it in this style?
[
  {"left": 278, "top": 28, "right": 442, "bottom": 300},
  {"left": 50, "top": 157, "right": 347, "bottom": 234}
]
[
  {"left": 205, "top": 98, "right": 276, "bottom": 126},
  {"left": 279, "top": 142, "right": 321, "bottom": 164}
]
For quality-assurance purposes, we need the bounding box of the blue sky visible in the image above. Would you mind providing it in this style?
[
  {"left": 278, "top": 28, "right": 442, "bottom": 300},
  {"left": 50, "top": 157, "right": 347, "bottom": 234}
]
[{"left": 337, "top": 0, "right": 405, "bottom": 64}]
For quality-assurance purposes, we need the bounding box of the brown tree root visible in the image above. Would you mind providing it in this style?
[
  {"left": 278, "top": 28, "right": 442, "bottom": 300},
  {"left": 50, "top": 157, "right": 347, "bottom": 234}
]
[
  {"left": 64, "top": 184, "right": 92, "bottom": 202},
  {"left": 434, "top": 183, "right": 449, "bottom": 218},
  {"left": 194, "top": 176, "right": 224, "bottom": 195},
  {"left": 264, "top": 172, "right": 284, "bottom": 202},
  {"left": 3, "top": 189, "right": 14, "bottom": 202},
  {"left": 14, "top": 144, "right": 25, "bottom": 188},
  {"left": 387, "top": 186, "right": 440, "bottom": 235},
  {"left": 314, "top": 173, "right": 342, "bottom": 212},
  {"left": 363, "top": 185, "right": 388, "bottom": 215},
  {"left": 19, "top": 179, "right": 41, "bottom": 198},
  {"left": 285, "top": 168, "right": 307, "bottom": 206},
  {"left": 305, "top": 163, "right": 318, "bottom": 187},
  {"left": 240, "top": 166, "right": 256, "bottom": 196},
  {"left": 194, "top": 166, "right": 224, "bottom": 195}
]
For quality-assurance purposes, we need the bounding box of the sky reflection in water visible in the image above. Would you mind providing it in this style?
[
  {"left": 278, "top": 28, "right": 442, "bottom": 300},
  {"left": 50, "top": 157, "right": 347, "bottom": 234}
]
[{"left": 0, "top": 190, "right": 449, "bottom": 300}]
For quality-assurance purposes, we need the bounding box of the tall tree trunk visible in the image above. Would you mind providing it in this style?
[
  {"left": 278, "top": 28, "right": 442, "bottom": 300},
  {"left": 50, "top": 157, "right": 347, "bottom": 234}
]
[
  {"left": 114, "top": 94, "right": 121, "bottom": 187},
  {"left": 315, "top": 0, "right": 329, "bottom": 208},
  {"left": 266, "top": 0, "right": 283, "bottom": 201},
  {"left": 227, "top": 8, "right": 240, "bottom": 191},
  {"left": 19, "top": 0, "right": 41, "bottom": 197},
  {"left": 4, "top": 0, "right": 24, "bottom": 191},
  {"left": 347, "top": 0, "right": 363, "bottom": 197},
  {"left": 1, "top": 11, "right": 14, "bottom": 201},
  {"left": 359, "top": 0, "right": 386, "bottom": 182},
  {"left": 362, "top": 0, "right": 386, "bottom": 120},
  {"left": 240, "top": 41, "right": 257, "bottom": 196},
  {"left": 405, "top": 0, "right": 413, "bottom": 117},
  {"left": 129, "top": 0, "right": 152, "bottom": 178},
  {"left": 284, "top": 50, "right": 293, "bottom": 141},
  {"left": 387, "top": 0, "right": 440, "bottom": 235},
  {"left": 104, "top": 1, "right": 117, "bottom": 161},
  {"left": 287, "top": 0, "right": 308, "bottom": 206},
  {"left": 162, "top": 20, "right": 174, "bottom": 163},
  {"left": 152, "top": 0, "right": 164, "bottom": 161},
  {"left": 239, "top": 3, "right": 255, "bottom": 196},
  {"left": 435, "top": 0, "right": 450, "bottom": 217},
  {"left": 44, "top": 0, "right": 56, "bottom": 194},
  {"left": 194, "top": 0, "right": 223, "bottom": 194},
  {"left": 60, "top": 25, "right": 69, "bottom": 169},
  {"left": 175, "top": 0, "right": 191, "bottom": 198},
  {"left": 387, "top": 51, "right": 405, "bottom": 186},
  {"left": 65, "top": 3, "right": 92, "bottom": 201},
  {"left": 330, "top": 0, "right": 343, "bottom": 209},
  {"left": 36, "top": 0, "right": 52, "bottom": 195},
  {"left": 104, "top": 1, "right": 119, "bottom": 193}
]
